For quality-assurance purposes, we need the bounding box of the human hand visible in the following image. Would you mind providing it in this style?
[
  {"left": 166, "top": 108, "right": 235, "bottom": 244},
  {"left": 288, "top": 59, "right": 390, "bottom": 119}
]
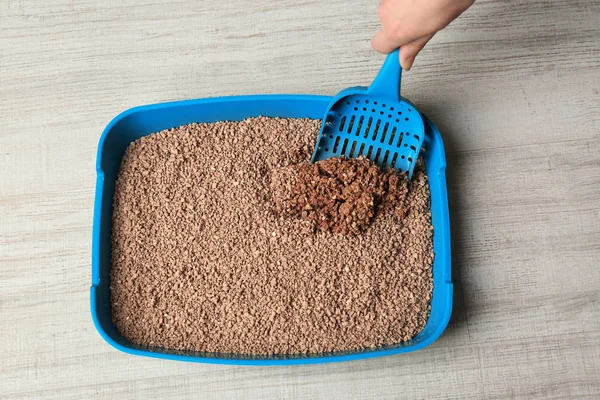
[{"left": 372, "top": 0, "right": 475, "bottom": 70}]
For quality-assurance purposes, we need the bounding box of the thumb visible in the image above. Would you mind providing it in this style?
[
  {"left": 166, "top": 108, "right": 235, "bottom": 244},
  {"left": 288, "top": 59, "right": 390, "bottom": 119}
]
[
  {"left": 399, "top": 32, "right": 435, "bottom": 71},
  {"left": 371, "top": 29, "right": 401, "bottom": 54},
  {"left": 372, "top": 27, "right": 424, "bottom": 54}
]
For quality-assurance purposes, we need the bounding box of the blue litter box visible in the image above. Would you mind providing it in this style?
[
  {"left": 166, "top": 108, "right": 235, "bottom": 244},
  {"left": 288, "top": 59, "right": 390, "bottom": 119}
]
[{"left": 91, "top": 94, "right": 452, "bottom": 365}]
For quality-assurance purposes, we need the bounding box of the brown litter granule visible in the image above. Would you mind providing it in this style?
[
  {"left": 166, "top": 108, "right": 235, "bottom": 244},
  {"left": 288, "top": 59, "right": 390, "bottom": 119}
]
[
  {"left": 270, "top": 157, "right": 408, "bottom": 235},
  {"left": 111, "top": 117, "right": 434, "bottom": 356}
]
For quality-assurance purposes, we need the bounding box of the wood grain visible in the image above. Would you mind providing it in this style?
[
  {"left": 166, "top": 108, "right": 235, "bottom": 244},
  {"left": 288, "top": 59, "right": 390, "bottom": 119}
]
[{"left": 1, "top": 0, "right": 599, "bottom": 398}]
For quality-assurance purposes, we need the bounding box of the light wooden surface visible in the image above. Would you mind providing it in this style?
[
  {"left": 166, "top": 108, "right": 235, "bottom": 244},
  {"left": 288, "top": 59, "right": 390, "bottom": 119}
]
[{"left": 1, "top": 0, "right": 599, "bottom": 398}]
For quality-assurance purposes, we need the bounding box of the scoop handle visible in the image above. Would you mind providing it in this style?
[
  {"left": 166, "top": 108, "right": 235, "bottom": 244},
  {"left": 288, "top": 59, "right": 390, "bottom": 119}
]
[{"left": 367, "top": 49, "right": 402, "bottom": 102}]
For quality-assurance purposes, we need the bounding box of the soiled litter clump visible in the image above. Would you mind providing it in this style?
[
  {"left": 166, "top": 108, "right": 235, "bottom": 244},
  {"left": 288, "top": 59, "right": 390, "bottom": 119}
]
[
  {"left": 111, "top": 117, "right": 434, "bottom": 356},
  {"left": 271, "top": 157, "right": 408, "bottom": 235}
]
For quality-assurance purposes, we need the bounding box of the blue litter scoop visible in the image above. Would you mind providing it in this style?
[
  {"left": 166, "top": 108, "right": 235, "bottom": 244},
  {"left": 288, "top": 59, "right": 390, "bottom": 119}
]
[{"left": 311, "top": 49, "right": 425, "bottom": 179}]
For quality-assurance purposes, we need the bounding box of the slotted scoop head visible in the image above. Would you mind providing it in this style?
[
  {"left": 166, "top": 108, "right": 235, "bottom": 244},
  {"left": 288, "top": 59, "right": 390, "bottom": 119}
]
[{"left": 311, "top": 49, "right": 425, "bottom": 179}]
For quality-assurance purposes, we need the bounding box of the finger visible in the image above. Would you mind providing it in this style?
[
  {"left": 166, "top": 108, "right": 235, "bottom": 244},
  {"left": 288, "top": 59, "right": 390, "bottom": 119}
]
[{"left": 399, "top": 32, "right": 435, "bottom": 71}]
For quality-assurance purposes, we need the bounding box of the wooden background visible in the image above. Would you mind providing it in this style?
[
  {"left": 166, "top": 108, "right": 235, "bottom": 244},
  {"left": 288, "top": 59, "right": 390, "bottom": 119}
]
[{"left": 1, "top": 0, "right": 599, "bottom": 398}]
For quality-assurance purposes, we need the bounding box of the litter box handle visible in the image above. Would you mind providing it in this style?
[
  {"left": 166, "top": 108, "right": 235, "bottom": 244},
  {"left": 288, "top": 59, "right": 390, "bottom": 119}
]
[{"left": 367, "top": 48, "right": 402, "bottom": 103}]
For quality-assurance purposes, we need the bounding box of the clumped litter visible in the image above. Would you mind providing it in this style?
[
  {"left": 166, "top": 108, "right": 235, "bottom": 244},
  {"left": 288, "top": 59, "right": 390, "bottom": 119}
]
[
  {"left": 271, "top": 157, "right": 409, "bottom": 235},
  {"left": 111, "top": 117, "right": 434, "bottom": 355}
]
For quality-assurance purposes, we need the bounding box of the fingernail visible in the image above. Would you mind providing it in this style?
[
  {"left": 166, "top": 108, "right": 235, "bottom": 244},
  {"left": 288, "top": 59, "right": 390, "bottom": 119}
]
[{"left": 402, "top": 57, "right": 414, "bottom": 71}]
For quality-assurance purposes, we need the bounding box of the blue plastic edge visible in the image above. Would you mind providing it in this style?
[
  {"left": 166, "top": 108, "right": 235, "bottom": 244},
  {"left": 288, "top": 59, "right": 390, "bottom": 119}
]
[{"left": 91, "top": 94, "right": 452, "bottom": 366}]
